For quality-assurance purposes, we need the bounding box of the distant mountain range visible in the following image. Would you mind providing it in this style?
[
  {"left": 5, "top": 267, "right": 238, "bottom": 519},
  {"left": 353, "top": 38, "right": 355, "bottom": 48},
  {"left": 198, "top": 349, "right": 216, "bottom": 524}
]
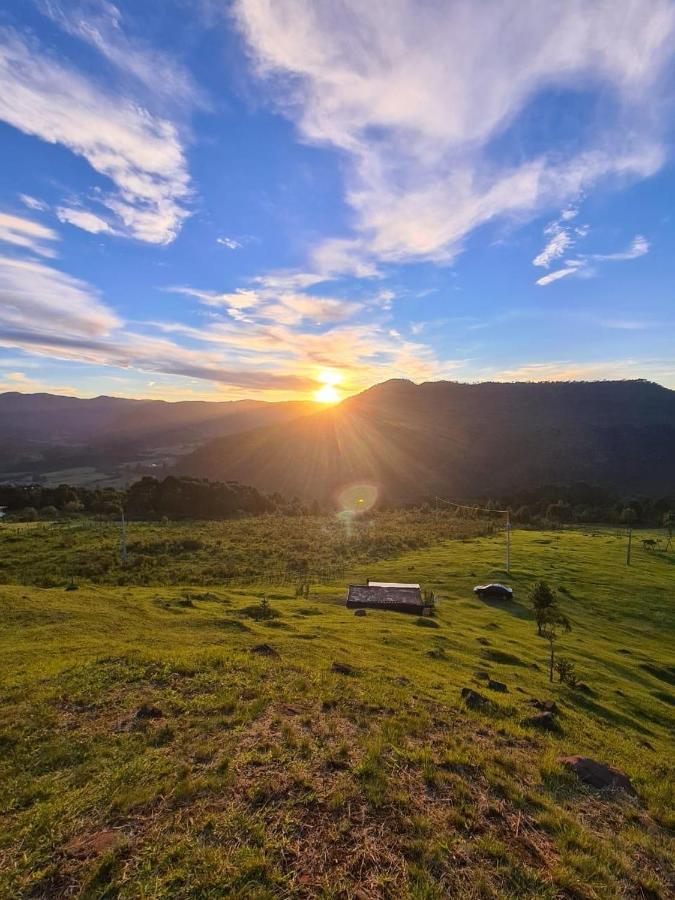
[
  {"left": 177, "top": 379, "right": 675, "bottom": 501},
  {"left": 0, "top": 392, "right": 314, "bottom": 484},
  {"left": 2, "top": 380, "right": 674, "bottom": 498}
]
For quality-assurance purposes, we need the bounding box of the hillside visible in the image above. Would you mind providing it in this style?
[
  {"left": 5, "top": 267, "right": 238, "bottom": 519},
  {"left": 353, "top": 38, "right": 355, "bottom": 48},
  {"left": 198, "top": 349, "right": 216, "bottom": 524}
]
[
  {"left": 1, "top": 524, "right": 673, "bottom": 897},
  {"left": 0, "top": 393, "right": 315, "bottom": 484},
  {"left": 178, "top": 380, "right": 675, "bottom": 501}
]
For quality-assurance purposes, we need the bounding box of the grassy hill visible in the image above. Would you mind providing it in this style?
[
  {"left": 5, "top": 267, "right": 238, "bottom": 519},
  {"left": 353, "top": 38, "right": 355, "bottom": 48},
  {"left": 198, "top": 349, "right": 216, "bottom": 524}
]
[
  {"left": 0, "top": 521, "right": 673, "bottom": 897},
  {"left": 178, "top": 379, "right": 675, "bottom": 501}
]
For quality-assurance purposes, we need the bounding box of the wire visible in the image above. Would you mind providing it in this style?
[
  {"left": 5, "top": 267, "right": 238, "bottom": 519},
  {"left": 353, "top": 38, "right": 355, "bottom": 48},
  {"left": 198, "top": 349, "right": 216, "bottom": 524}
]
[{"left": 434, "top": 496, "right": 510, "bottom": 516}]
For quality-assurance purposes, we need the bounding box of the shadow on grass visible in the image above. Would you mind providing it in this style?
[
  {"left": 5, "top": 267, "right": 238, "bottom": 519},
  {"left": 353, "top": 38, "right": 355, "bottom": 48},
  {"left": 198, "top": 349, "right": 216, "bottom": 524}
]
[
  {"left": 567, "top": 691, "right": 655, "bottom": 737},
  {"left": 480, "top": 597, "right": 533, "bottom": 621}
]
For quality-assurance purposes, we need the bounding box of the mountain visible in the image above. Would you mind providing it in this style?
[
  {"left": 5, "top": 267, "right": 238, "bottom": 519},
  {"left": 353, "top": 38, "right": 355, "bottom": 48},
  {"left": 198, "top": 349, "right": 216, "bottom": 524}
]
[
  {"left": 0, "top": 392, "right": 315, "bottom": 484},
  {"left": 177, "top": 379, "right": 675, "bottom": 501}
]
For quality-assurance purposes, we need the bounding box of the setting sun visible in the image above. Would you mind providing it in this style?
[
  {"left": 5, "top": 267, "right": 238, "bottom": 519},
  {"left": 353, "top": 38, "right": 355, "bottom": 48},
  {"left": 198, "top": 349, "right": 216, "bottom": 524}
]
[
  {"left": 314, "top": 369, "right": 343, "bottom": 403},
  {"left": 314, "top": 383, "right": 341, "bottom": 404}
]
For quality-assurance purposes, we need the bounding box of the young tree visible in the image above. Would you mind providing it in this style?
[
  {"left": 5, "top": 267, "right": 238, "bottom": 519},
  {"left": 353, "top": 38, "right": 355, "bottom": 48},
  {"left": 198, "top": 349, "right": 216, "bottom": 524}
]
[
  {"left": 530, "top": 580, "right": 557, "bottom": 636},
  {"left": 541, "top": 610, "right": 572, "bottom": 683}
]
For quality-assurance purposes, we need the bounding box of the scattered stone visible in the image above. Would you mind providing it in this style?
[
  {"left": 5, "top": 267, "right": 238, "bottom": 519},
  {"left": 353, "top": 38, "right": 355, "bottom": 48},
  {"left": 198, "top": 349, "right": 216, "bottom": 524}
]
[
  {"left": 476, "top": 637, "right": 490, "bottom": 646},
  {"left": 65, "top": 829, "right": 124, "bottom": 859},
  {"left": 525, "top": 711, "right": 557, "bottom": 731},
  {"left": 487, "top": 679, "right": 508, "bottom": 693},
  {"left": 527, "top": 698, "right": 559, "bottom": 714},
  {"left": 559, "top": 756, "right": 635, "bottom": 794},
  {"left": 575, "top": 682, "right": 594, "bottom": 695},
  {"left": 331, "top": 661, "right": 357, "bottom": 676},
  {"left": 250, "top": 643, "right": 279, "bottom": 657},
  {"left": 395, "top": 676, "right": 410, "bottom": 686},
  {"left": 354, "top": 609, "right": 367, "bottom": 617},
  {"left": 135, "top": 703, "right": 163, "bottom": 720},
  {"left": 427, "top": 647, "right": 447, "bottom": 660},
  {"left": 474, "top": 670, "right": 490, "bottom": 681},
  {"left": 461, "top": 687, "right": 494, "bottom": 711}
]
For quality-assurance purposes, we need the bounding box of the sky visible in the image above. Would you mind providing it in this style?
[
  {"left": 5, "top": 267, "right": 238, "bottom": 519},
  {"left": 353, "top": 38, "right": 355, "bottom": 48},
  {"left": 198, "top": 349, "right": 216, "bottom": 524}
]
[{"left": 0, "top": 0, "right": 674, "bottom": 403}]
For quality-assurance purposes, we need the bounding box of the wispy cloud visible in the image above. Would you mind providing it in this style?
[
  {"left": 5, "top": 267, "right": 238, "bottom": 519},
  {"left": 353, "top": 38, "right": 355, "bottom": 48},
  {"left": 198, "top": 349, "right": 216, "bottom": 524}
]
[
  {"left": 57, "top": 207, "right": 116, "bottom": 235},
  {"left": 217, "top": 236, "right": 243, "bottom": 250},
  {"left": 235, "top": 0, "right": 675, "bottom": 275},
  {"left": 0, "top": 253, "right": 119, "bottom": 337},
  {"left": 532, "top": 208, "right": 580, "bottom": 268},
  {"left": 39, "top": 0, "right": 205, "bottom": 112},
  {"left": 587, "top": 235, "right": 650, "bottom": 262},
  {"left": 487, "top": 358, "right": 675, "bottom": 386},
  {"left": 0, "top": 212, "right": 59, "bottom": 258},
  {"left": 169, "top": 281, "right": 363, "bottom": 326},
  {"left": 19, "top": 194, "right": 48, "bottom": 213},
  {"left": 535, "top": 234, "right": 649, "bottom": 286},
  {"left": 0, "top": 28, "right": 191, "bottom": 244}
]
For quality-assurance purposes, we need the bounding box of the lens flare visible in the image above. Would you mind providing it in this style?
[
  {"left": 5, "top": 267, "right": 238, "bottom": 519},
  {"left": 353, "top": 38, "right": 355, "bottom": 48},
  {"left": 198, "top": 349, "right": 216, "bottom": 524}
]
[{"left": 336, "top": 482, "right": 379, "bottom": 515}]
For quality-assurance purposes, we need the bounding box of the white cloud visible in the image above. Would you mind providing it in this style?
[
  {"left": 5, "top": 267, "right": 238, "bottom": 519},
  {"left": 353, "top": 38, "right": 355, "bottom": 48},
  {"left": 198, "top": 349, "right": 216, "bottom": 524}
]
[
  {"left": 169, "top": 281, "right": 361, "bottom": 325},
  {"left": 532, "top": 227, "right": 574, "bottom": 268},
  {"left": 0, "top": 29, "right": 191, "bottom": 244},
  {"left": 217, "top": 236, "right": 243, "bottom": 250},
  {"left": 57, "top": 207, "right": 116, "bottom": 235},
  {"left": 39, "top": 1, "right": 205, "bottom": 112},
  {"left": 488, "top": 358, "right": 675, "bottom": 386},
  {"left": 0, "top": 253, "right": 119, "bottom": 337},
  {"left": 19, "top": 194, "right": 48, "bottom": 212},
  {"left": 536, "top": 234, "right": 649, "bottom": 285},
  {"left": 235, "top": 0, "right": 675, "bottom": 273},
  {"left": 588, "top": 234, "right": 649, "bottom": 261},
  {"left": 535, "top": 266, "right": 581, "bottom": 286},
  {"left": 0, "top": 212, "right": 59, "bottom": 258}
]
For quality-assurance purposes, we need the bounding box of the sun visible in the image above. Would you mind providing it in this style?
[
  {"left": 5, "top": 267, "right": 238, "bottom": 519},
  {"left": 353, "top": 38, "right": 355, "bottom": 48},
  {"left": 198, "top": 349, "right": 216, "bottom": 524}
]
[
  {"left": 315, "top": 383, "right": 341, "bottom": 404},
  {"left": 313, "top": 369, "right": 343, "bottom": 404}
]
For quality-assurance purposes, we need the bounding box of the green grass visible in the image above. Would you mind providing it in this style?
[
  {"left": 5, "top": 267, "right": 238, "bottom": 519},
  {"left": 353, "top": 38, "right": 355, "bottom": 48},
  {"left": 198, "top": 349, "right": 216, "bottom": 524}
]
[{"left": 0, "top": 522, "right": 673, "bottom": 898}]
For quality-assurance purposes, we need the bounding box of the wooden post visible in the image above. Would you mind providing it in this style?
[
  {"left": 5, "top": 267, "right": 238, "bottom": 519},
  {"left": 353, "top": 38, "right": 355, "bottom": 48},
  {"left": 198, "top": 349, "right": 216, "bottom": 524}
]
[
  {"left": 120, "top": 509, "right": 127, "bottom": 564},
  {"left": 626, "top": 526, "right": 632, "bottom": 566}
]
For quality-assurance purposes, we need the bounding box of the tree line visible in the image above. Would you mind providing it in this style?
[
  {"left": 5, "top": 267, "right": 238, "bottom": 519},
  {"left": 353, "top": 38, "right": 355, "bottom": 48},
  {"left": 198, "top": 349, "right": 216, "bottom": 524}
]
[
  {"left": 497, "top": 482, "right": 674, "bottom": 527},
  {"left": 0, "top": 476, "right": 277, "bottom": 521}
]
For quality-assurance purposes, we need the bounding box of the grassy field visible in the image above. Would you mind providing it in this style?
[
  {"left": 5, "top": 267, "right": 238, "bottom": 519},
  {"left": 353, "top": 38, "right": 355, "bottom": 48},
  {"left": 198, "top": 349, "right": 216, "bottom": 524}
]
[{"left": 0, "top": 521, "right": 673, "bottom": 898}]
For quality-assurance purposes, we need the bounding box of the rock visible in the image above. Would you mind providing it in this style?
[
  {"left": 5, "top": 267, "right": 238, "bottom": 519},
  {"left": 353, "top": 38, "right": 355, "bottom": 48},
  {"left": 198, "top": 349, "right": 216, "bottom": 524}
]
[
  {"left": 476, "top": 637, "right": 490, "bottom": 646},
  {"left": 525, "top": 711, "right": 557, "bottom": 731},
  {"left": 575, "top": 682, "right": 594, "bottom": 695},
  {"left": 527, "top": 698, "right": 559, "bottom": 714},
  {"left": 354, "top": 609, "right": 367, "bottom": 617},
  {"left": 487, "top": 679, "right": 508, "bottom": 693},
  {"left": 135, "top": 703, "right": 163, "bottom": 720},
  {"left": 474, "top": 670, "right": 490, "bottom": 681},
  {"left": 559, "top": 756, "right": 635, "bottom": 794},
  {"left": 331, "top": 661, "right": 357, "bottom": 676},
  {"left": 461, "top": 687, "right": 493, "bottom": 711},
  {"left": 65, "top": 829, "right": 124, "bottom": 858},
  {"left": 250, "top": 643, "right": 279, "bottom": 657}
]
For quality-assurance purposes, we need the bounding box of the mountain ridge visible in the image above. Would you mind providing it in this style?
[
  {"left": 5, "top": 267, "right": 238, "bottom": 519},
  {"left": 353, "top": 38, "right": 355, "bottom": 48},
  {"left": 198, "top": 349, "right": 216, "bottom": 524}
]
[{"left": 176, "top": 379, "right": 675, "bottom": 500}]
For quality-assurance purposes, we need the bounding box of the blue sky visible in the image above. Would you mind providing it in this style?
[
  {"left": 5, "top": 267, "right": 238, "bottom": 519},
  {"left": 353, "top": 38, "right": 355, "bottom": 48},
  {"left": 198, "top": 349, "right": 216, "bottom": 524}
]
[{"left": 0, "top": 0, "right": 674, "bottom": 402}]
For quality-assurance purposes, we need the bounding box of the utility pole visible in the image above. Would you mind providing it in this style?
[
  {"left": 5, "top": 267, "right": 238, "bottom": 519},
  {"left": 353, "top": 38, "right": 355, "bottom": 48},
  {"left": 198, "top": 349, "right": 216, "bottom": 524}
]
[
  {"left": 626, "top": 526, "right": 632, "bottom": 566},
  {"left": 506, "top": 509, "right": 511, "bottom": 574},
  {"left": 119, "top": 508, "right": 127, "bottom": 564}
]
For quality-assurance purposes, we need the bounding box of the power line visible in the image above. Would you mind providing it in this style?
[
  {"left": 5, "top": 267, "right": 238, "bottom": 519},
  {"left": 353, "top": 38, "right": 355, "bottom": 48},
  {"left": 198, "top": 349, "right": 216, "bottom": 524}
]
[
  {"left": 434, "top": 496, "right": 509, "bottom": 515},
  {"left": 434, "top": 496, "right": 512, "bottom": 574}
]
